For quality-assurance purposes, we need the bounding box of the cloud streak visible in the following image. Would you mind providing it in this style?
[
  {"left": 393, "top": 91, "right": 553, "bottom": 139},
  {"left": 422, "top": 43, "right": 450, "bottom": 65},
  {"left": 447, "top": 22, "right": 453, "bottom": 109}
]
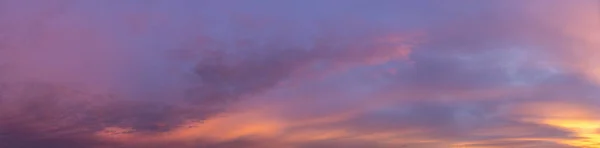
[{"left": 0, "top": 0, "right": 599, "bottom": 147}]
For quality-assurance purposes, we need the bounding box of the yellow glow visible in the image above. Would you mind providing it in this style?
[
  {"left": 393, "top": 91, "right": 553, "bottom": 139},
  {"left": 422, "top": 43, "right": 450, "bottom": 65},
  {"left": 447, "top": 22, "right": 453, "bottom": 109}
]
[
  {"left": 512, "top": 101, "right": 600, "bottom": 147},
  {"left": 542, "top": 119, "right": 600, "bottom": 148}
]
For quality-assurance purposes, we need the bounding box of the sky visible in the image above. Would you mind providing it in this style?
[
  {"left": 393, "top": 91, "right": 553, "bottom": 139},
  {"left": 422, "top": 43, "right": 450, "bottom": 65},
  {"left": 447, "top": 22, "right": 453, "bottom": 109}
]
[{"left": 0, "top": 0, "right": 599, "bottom": 148}]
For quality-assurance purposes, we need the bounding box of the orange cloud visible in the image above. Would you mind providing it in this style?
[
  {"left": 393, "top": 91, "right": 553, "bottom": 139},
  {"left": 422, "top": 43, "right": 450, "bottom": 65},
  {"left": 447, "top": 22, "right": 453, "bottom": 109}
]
[{"left": 509, "top": 101, "right": 600, "bottom": 147}]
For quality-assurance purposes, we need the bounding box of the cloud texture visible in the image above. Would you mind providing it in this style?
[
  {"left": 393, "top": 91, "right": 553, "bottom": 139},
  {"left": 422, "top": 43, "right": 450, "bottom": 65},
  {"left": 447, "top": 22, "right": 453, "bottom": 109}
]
[{"left": 0, "top": 0, "right": 599, "bottom": 147}]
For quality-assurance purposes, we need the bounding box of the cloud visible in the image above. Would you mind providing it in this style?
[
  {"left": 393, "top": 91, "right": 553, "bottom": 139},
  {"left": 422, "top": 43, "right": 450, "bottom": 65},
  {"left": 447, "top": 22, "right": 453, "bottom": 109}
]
[{"left": 0, "top": 0, "right": 599, "bottom": 147}]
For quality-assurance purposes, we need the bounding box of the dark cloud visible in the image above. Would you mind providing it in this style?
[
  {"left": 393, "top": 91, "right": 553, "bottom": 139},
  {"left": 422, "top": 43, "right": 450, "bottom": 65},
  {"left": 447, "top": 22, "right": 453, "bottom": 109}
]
[
  {"left": 0, "top": 0, "right": 415, "bottom": 146},
  {"left": 0, "top": 0, "right": 598, "bottom": 147}
]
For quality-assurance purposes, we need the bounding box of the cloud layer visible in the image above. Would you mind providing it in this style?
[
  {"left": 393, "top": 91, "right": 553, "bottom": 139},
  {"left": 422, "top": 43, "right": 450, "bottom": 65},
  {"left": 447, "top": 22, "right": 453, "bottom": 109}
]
[{"left": 0, "top": 0, "right": 599, "bottom": 147}]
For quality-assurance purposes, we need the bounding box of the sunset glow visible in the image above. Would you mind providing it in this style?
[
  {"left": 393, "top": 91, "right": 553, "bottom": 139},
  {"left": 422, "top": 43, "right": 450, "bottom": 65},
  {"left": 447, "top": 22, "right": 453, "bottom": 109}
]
[{"left": 0, "top": 0, "right": 599, "bottom": 148}]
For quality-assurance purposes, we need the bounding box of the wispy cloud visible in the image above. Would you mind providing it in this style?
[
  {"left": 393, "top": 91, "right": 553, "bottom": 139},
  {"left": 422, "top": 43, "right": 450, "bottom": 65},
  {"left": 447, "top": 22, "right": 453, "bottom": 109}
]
[{"left": 0, "top": 0, "right": 599, "bottom": 147}]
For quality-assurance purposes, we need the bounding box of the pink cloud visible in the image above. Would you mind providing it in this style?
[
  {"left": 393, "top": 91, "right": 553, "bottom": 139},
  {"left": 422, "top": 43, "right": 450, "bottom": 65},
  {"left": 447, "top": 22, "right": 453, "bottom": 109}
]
[{"left": 0, "top": 0, "right": 599, "bottom": 148}]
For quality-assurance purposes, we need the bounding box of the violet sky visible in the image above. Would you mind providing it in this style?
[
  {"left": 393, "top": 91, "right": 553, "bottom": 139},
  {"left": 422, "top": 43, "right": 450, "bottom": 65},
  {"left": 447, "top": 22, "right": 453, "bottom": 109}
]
[{"left": 0, "top": 0, "right": 599, "bottom": 148}]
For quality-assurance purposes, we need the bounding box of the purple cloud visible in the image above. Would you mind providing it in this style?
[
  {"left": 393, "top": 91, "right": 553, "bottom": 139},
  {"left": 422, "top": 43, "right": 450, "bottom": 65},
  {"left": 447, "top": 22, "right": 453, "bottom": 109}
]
[{"left": 0, "top": 0, "right": 599, "bottom": 147}]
